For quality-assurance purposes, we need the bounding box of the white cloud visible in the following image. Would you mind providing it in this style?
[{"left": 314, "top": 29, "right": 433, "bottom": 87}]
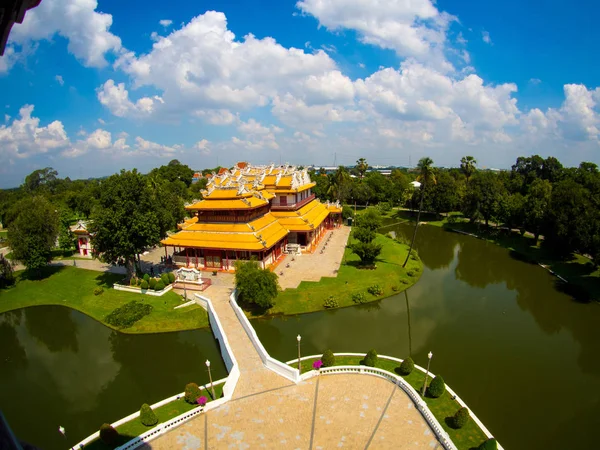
[
  {"left": 456, "top": 32, "right": 467, "bottom": 45},
  {"left": 159, "top": 19, "right": 173, "bottom": 28},
  {"left": 55, "top": 75, "right": 64, "bottom": 86},
  {"left": 529, "top": 78, "right": 542, "bottom": 85},
  {"left": 98, "top": 118, "right": 106, "bottom": 125},
  {"left": 296, "top": 0, "right": 455, "bottom": 70},
  {"left": 9, "top": 0, "right": 121, "bottom": 68},
  {"left": 482, "top": 30, "right": 492, "bottom": 44},
  {"left": 133, "top": 137, "right": 179, "bottom": 156},
  {"left": 97, "top": 80, "right": 162, "bottom": 118},
  {"left": 193, "top": 139, "right": 211, "bottom": 155},
  {"left": 194, "top": 109, "right": 238, "bottom": 125},
  {"left": 358, "top": 63, "right": 365, "bottom": 69}
]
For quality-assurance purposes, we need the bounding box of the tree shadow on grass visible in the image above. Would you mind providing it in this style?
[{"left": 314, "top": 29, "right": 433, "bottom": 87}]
[
  {"left": 18, "top": 264, "right": 65, "bottom": 281},
  {"left": 95, "top": 272, "right": 124, "bottom": 288}
]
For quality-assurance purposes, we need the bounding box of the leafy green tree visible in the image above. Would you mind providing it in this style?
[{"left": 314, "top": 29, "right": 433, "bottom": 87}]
[
  {"left": 90, "top": 170, "right": 160, "bottom": 276},
  {"left": 8, "top": 196, "right": 59, "bottom": 274},
  {"left": 524, "top": 179, "right": 552, "bottom": 242},
  {"left": 460, "top": 156, "right": 477, "bottom": 183},
  {"left": 423, "top": 171, "right": 460, "bottom": 217},
  {"left": 350, "top": 209, "right": 383, "bottom": 265},
  {"left": 355, "top": 158, "right": 369, "bottom": 178},
  {"left": 354, "top": 208, "right": 382, "bottom": 231},
  {"left": 234, "top": 259, "right": 279, "bottom": 310},
  {"left": 23, "top": 167, "right": 58, "bottom": 193},
  {"left": 328, "top": 166, "right": 352, "bottom": 203},
  {"left": 57, "top": 209, "right": 74, "bottom": 254},
  {"left": 464, "top": 171, "right": 506, "bottom": 227},
  {"left": 153, "top": 179, "right": 186, "bottom": 236},
  {"left": 0, "top": 254, "right": 14, "bottom": 287},
  {"left": 403, "top": 157, "right": 436, "bottom": 268}
]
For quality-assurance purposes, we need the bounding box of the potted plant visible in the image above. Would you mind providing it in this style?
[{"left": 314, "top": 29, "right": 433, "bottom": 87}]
[{"left": 212, "top": 270, "right": 217, "bottom": 276}]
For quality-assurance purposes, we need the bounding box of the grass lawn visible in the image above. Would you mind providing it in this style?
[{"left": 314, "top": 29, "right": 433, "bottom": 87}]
[
  {"left": 268, "top": 233, "right": 423, "bottom": 316},
  {"left": 0, "top": 230, "right": 7, "bottom": 239},
  {"left": 290, "top": 355, "right": 488, "bottom": 450},
  {"left": 85, "top": 383, "right": 224, "bottom": 449},
  {"left": 0, "top": 266, "right": 209, "bottom": 333}
]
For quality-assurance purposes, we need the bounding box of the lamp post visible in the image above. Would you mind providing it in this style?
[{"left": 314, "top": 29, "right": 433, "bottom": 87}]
[
  {"left": 297, "top": 335, "right": 302, "bottom": 372},
  {"left": 206, "top": 359, "right": 216, "bottom": 399},
  {"left": 421, "top": 351, "right": 433, "bottom": 397}
]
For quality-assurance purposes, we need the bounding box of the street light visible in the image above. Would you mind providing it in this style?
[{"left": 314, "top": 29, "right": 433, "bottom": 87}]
[
  {"left": 297, "top": 335, "right": 302, "bottom": 373},
  {"left": 421, "top": 351, "right": 433, "bottom": 397},
  {"left": 206, "top": 359, "right": 216, "bottom": 399}
]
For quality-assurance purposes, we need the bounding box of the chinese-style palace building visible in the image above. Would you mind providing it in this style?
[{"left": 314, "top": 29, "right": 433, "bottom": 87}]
[{"left": 161, "top": 163, "right": 342, "bottom": 271}]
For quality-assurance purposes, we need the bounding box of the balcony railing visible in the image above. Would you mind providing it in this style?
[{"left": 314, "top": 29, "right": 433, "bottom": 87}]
[{"left": 271, "top": 193, "right": 315, "bottom": 210}]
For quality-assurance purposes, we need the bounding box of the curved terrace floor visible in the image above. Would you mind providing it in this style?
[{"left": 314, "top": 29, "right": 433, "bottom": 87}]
[{"left": 147, "top": 286, "right": 440, "bottom": 449}]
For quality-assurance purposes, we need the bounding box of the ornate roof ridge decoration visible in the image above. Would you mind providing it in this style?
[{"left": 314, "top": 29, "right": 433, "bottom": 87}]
[
  {"left": 303, "top": 168, "right": 311, "bottom": 185},
  {"left": 275, "top": 171, "right": 282, "bottom": 186},
  {"left": 291, "top": 171, "right": 301, "bottom": 190},
  {"left": 237, "top": 184, "right": 248, "bottom": 196},
  {"left": 240, "top": 197, "right": 251, "bottom": 206}
]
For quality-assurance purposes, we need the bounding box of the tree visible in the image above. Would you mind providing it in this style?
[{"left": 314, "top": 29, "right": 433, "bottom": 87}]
[
  {"left": 89, "top": 170, "right": 161, "bottom": 277},
  {"left": 524, "top": 179, "right": 552, "bottom": 242},
  {"left": 23, "top": 167, "right": 58, "bottom": 193},
  {"left": 0, "top": 254, "right": 14, "bottom": 287},
  {"left": 403, "top": 157, "right": 436, "bottom": 268},
  {"left": 423, "top": 171, "right": 460, "bottom": 218},
  {"left": 464, "top": 171, "right": 506, "bottom": 227},
  {"left": 355, "top": 158, "right": 369, "bottom": 179},
  {"left": 349, "top": 208, "right": 383, "bottom": 265},
  {"left": 234, "top": 259, "right": 279, "bottom": 310},
  {"left": 460, "top": 156, "right": 477, "bottom": 183},
  {"left": 57, "top": 209, "right": 74, "bottom": 254},
  {"left": 8, "top": 196, "right": 59, "bottom": 274},
  {"left": 328, "top": 167, "right": 352, "bottom": 202}
]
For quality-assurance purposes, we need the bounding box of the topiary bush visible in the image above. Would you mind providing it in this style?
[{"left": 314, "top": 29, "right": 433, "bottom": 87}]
[
  {"left": 149, "top": 278, "right": 157, "bottom": 289},
  {"left": 407, "top": 270, "right": 416, "bottom": 277},
  {"left": 136, "top": 278, "right": 142, "bottom": 286},
  {"left": 391, "top": 285, "right": 400, "bottom": 292},
  {"left": 478, "top": 439, "right": 498, "bottom": 450},
  {"left": 367, "top": 284, "right": 383, "bottom": 296},
  {"left": 452, "top": 407, "right": 470, "bottom": 429},
  {"left": 321, "top": 349, "right": 335, "bottom": 367},
  {"left": 427, "top": 375, "right": 445, "bottom": 398},
  {"left": 362, "top": 349, "right": 378, "bottom": 367},
  {"left": 184, "top": 382, "right": 201, "bottom": 404},
  {"left": 352, "top": 292, "right": 367, "bottom": 304},
  {"left": 94, "top": 287, "right": 104, "bottom": 296},
  {"left": 143, "top": 273, "right": 150, "bottom": 282},
  {"left": 140, "top": 280, "right": 149, "bottom": 290},
  {"left": 129, "top": 277, "right": 137, "bottom": 287},
  {"left": 323, "top": 296, "right": 339, "bottom": 309},
  {"left": 105, "top": 301, "right": 153, "bottom": 328},
  {"left": 139, "top": 403, "right": 158, "bottom": 427},
  {"left": 161, "top": 273, "right": 170, "bottom": 285},
  {"left": 155, "top": 280, "right": 165, "bottom": 291},
  {"left": 398, "top": 357, "right": 414, "bottom": 375},
  {"left": 168, "top": 272, "right": 176, "bottom": 283},
  {"left": 99, "top": 423, "right": 119, "bottom": 445}
]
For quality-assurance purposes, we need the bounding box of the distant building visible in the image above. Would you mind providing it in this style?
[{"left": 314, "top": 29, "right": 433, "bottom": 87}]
[
  {"left": 191, "top": 172, "right": 203, "bottom": 184},
  {"left": 70, "top": 221, "right": 93, "bottom": 257}
]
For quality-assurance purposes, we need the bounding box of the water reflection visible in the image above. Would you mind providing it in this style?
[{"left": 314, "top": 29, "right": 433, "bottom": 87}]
[{"left": 0, "top": 305, "right": 226, "bottom": 450}]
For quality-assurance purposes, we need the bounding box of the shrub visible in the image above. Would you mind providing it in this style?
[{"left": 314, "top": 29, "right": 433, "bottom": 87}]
[
  {"left": 234, "top": 259, "right": 279, "bottom": 310},
  {"left": 391, "top": 285, "right": 400, "bottom": 292},
  {"left": 136, "top": 278, "right": 142, "bottom": 286},
  {"left": 155, "top": 280, "right": 165, "bottom": 291},
  {"left": 161, "top": 273, "right": 170, "bottom": 285},
  {"left": 362, "top": 349, "right": 378, "bottom": 367},
  {"left": 94, "top": 287, "right": 104, "bottom": 296},
  {"left": 140, "top": 280, "right": 149, "bottom": 289},
  {"left": 323, "top": 296, "right": 339, "bottom": 309},
  {"left": 168, "top": 272, "right": 176, "bottom": 283},
  {"left": 321, "top": 349, "right": 335, "bottom": 367},
  {"left": 478, "top": 439, "right": 498, "bottom": 450},
  {"left": 398, "top": 357, "right": 414, "bottom": 375},
  {"left": 427, "top": 375, "right": 445, "bottom": 398},
  {"left": 139, "top": 403, "right": 158, "bottom": 427},
  {"left": 367, "top": 284, "right": 383, "bottom": 296},
  {"left": 105, "top": 301, "right": 153, "bottom": 328},
  {"left": 352, "top": 292, "right": 367, "bottom": 304},
  {"left": 377, "top": 202, "right": 392, "bottom": 215},
  {"left": 407, "top": 270, "right": 416, "bottom": 277},
  {"left": 197, "top": 396, "right": 207, "bottom": 407},
  {"left": 452, "top": 407, "right": 470, "bottom": 429},
  {"left": 342, "top": 205, "right": 354, "bottom": 220},
  {"left": 149, "top": 278, "right": 157, "bottom": 289},
  {"left": 143, "top": 273, "right": 150, "bottom": 282},
  {"left": 400, "top": 278, "right": 409, "bottom": 285},
  {"left": 129, "top": 277, "right": 137, "bottom": 287},
  {"left": 184, "top": 382, "right": 201, "bottom": 404},
  {"left": 99, "top": 423, "right": 118, "bottom": 445}
]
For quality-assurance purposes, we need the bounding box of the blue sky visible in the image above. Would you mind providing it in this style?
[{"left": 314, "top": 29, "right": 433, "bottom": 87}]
[{"left": 0, "top": 0, "right": 599, "bottom": 187}]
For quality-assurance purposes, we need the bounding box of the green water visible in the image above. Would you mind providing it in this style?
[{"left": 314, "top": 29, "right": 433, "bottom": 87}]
[
  {"left": 252, "top": 222, "right": 600, "bottom": 450},
  {"left": 0, "top": 306, "right": 226, "bottom": 450}
]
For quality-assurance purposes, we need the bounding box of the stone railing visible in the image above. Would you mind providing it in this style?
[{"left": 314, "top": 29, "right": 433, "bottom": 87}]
[
  {"left": 229, "top": 289, "right": 301, "bottom": 383},
  {"left": 288, "top": 353, "right": 503, "bottom": 450},
  {"left": 72, "top": 293, "right": 240, "bottom": 450},
  {"left": 113, "top": 283, "right": 173, "bottom": 297}
]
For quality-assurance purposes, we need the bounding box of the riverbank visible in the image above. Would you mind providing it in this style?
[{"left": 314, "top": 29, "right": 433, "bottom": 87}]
[
  {"left": 267, "top": 233, "right": 423, "bottom": 316},
  {"left": 0, "top": 266, "right": 209, "bottom": 333},
  {"left": 288, "top": 354, "right": 490, "bottom": 450}
]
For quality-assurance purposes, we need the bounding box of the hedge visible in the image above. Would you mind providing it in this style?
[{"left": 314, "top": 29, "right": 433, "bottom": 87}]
[{"left": 105, "top": 301, "right": 153, "bottom": 328}]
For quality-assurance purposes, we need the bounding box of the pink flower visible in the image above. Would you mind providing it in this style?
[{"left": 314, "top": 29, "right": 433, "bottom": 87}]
[
  {"left": 313, "top": 360, "right": 323, "bottom": 370},
  {"left": 197, "top": 396, "right": 207, "bottom": 407}
]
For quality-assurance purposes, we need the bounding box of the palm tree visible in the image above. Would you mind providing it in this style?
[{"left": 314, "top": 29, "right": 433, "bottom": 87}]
[
  {"left": 403, "top": 157, "right": 436, "bottom": 268},
  {"left": 460, "top": 156, "right": 477, "bottom": 184},
  {"left": 356, "top": 158, "right": 369, "bottom": 179}
]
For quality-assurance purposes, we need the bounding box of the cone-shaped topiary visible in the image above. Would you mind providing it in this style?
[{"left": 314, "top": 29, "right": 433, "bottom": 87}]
[
  {"left": 478, "top": 438, "right": 497, "bottom": 450},
  {"left": 321, "top": 349, "right": 335, "bottom": 367},
  {"left": 362, "top": 349, "right": 378, "bottom": 367},
  {"left": 130, "top": 277, "right": 137, "bottom": 286},
  {"left": 452, "top": 407, "right": 470, "bottom": 429},
  {"left": 398, "top": 357, "right": 414, "bottom": 375},
  {"left": 149, "top": 278, "right": 157, "bottom": 289},
  {"left": 140, "top": 403, "right": 158, "bottom": 426},
  {"left": 99, "top": 423, "right": 119, "bottom": 445},
  {"left": 155, "top": 280, "right": 165, "bottom": 291},
  {"left": 427, "top": 375, "right": 445, "bottom": 398},
  {"left": 161, "top": 273, "right": 170, "bottom": 285},
  {"left": 140, "top": 280, "right": 148, "bottom": 289},
  {"left": 168, "top": 272, "right": 176, "bottom": 283},
  {"left": 143, "top": 274, "right": 150, "bottom": 282},
  {"left": 184, "top": 382, "right": 201, "bottom": 404}
]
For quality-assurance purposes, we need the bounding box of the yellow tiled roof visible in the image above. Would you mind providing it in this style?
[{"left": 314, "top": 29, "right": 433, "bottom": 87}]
[
  {"left": 186, "top": 196, "right": 268, "bottom": 210},
  {"left": 162, "top": 213, "right": 288, "bottom": 250},
  {"left": 274, "top": 182, "right": 316, "bottom": 194},
  {"left": 271, "top": 200, "right": 330, "bottom": 232},
  {"left": 327, "top": 204, "right": 342, "bottom": 213},
  {"left": 178, "top": 216, "right": 199, "bottom": 230},
  {"left": 203, "top": 189, "right": 253, "bottom": 199}
]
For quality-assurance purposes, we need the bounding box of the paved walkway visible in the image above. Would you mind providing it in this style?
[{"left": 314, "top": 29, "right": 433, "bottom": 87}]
[
  {"left": 277, "top": 226, "right": 351, "bottom": 290},
  {"left": 148, "top": 283, "right": 441, "bottom": 449}
]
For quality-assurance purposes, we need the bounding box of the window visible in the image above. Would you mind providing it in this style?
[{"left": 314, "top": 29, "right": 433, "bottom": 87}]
[{"left": 280, "top": 195, "right": 287, "bottom": 206}]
